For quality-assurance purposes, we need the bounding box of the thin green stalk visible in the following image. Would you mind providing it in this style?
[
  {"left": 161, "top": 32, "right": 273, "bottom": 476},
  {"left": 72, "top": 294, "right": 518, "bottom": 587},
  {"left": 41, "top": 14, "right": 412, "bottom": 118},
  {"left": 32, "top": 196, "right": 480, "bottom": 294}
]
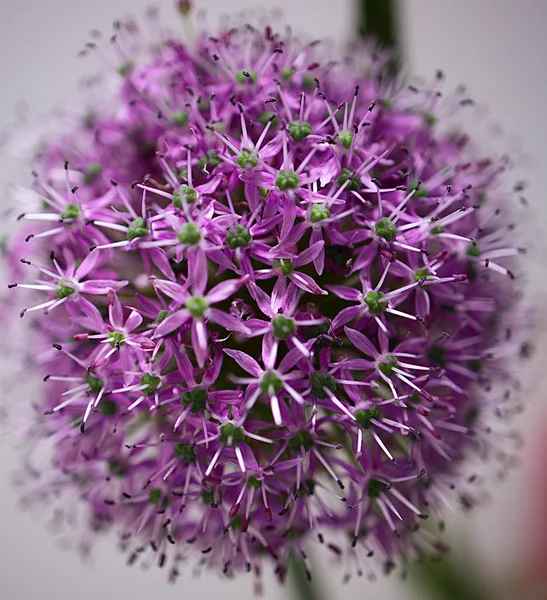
[
  {"left": 358, "top": 0, "right": 400, "bottom": 72},
  {"left": 358, "top": 0, "right": 399, "bottom": 49},
  {"left": 289, "top": 555, "right": 325, "bottom": 600}
]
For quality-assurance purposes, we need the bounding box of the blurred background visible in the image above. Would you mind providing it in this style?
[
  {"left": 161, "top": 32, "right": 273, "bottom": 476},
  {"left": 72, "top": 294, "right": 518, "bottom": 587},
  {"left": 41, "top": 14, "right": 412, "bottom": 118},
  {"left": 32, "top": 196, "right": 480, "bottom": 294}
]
[{"left": 0, "top": 1, "right": 546, "bottom": 598}]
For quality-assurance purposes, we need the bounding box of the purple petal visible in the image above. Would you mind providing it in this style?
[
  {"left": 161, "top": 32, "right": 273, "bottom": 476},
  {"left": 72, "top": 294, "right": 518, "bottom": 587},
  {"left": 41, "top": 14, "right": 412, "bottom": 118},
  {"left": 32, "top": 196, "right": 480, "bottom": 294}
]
[
  {"left": 337, "top": 358, "right": 375, "bottom": 371},
  {"left": 311, "top": 229, "right": 325, "bottom": 275},
  {"left": 248, "top": 282, "right": 274, "bottom": 318},
  {"left": 80, "top": 279, "right": 128, "bottom": 294},
  {"left": 188, "top": 250, "right": 208, "bottom": 295},
  {"left": 197, "top": 173, "right": 224, "bottom": 195},
  {"left": 290, "top": 271, "right": 327, "bottom": 295},
  {"left": 344, "top": 327, "right": 379, "bottom": 358},
  {"left": 280, "top": 196, "right": 296, "bottom": 240},
  {"left": 146, "top": 247, "right": 175, "bottom": 281},
  {"left": 326, "top": 285, "right": 362, "bottom": 302},
  {"left": 207, "top": 276, "right": 249, "bottom": 304},
  {"left": 191, "top": 319, "right": 209, "bottom": 368},
  {"left": 125, "top": 310, "right": 143, "bottom": 332},
  {"left": 250, "top": 214, "right": 282, "bottom": 237},
  {"left": 331, "top": 305, "right": 363, "bottom": 331},
  {"left": 207, "top": 308, "right": 252, "bottom": 335},
  {"left": 154, "top": 308, "right": 190, "bottom": 337},
  {"left": 223, "top": 349, "right": 262, "bottom": 377},
  {"left": 75, "top": 251, "right": 101, "bottom": 279},
  {"left": 271, "top": 277, "right": 288, "bottom": 314},
  {"left": 154, "top": 279, "right": 187, "bottom": 303},
  {"left": 278, "top": 347, "right": 305, "bottom": 373},
  {"left": 108, "top": 292, "right": 124, "bottom": 329},
  {"left": 293, "top": 241, "right": 325, "bottom": 268}
]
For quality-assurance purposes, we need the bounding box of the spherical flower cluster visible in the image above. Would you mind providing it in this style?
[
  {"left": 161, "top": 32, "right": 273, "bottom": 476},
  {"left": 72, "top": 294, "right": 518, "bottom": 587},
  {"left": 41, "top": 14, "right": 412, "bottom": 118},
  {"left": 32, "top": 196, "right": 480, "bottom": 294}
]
[{"left": 4, "top": 11, "right": 526, "bottom": 586}]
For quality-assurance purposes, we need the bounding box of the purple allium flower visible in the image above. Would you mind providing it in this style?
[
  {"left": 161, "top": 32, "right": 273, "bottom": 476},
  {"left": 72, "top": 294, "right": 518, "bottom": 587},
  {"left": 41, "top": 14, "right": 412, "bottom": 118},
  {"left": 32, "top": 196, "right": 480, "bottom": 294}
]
[{"left": 2, "top": 7, "right": 528, "bottom": 588}]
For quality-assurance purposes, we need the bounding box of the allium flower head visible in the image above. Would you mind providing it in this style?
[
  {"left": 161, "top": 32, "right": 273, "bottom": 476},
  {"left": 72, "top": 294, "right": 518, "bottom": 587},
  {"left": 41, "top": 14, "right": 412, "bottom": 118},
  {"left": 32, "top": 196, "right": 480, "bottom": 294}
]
[{"left": 2, "top": 7, "right": 528, "bottom": 587}]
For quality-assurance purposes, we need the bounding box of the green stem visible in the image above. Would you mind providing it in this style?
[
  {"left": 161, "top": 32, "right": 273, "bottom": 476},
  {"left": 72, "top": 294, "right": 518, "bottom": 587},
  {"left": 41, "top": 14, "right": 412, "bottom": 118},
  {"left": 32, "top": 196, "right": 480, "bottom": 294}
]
[
  {"left": 358, "top": 0, "right": 399, "bottom": 48},
  {"left": 358, "top": 0, "right": 401, "bottom": 71},
  {"left": 289, "top": 555, "right": 324, "bottom": 600}
]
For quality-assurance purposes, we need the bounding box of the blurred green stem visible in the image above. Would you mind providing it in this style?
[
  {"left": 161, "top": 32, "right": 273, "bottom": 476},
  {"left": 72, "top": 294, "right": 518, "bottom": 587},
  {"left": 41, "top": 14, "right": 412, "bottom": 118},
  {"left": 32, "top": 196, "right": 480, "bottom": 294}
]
[
  {"left": 358, "top": 0, "right": 400, "bottom": 50},
  {"left": 289, "top": 555, "right": 325, "bottom": 600}
]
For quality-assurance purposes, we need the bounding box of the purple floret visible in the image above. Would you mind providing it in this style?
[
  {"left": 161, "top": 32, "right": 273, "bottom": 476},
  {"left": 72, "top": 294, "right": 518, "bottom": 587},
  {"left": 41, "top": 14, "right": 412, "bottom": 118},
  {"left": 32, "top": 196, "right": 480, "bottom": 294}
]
[{"left": 4, "top": 12, "right": 527, "bottom": 587}]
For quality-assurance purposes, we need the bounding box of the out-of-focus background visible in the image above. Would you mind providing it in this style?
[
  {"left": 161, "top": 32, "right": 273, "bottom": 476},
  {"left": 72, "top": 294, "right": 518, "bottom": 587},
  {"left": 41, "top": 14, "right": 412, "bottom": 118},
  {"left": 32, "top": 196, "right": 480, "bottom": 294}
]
[{"left": 0, "top": 1, "right": 546, "bottom": 598}]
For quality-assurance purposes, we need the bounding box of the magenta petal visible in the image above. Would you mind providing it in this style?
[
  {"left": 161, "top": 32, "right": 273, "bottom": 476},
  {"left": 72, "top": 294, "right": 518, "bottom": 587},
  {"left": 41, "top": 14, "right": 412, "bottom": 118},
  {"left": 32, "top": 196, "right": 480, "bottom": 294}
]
[
  {"left": 223, "top": 349, "right": 262, "bottom": 377},
  {"left": 154, "top": 308, "right": 190, "bottom": 337},
  {"left": 293, "top": 241, "right": 324, "bottom": 268},
  {"left": 108, "top": 293, "right": 124, "bottom": 329},
  {"left": 124, "top": 310, "right": 143, "bottom": 332},
  {"left": 326, "top": 285, "right": 362, "bottom": 302},
  {"left": 154, "top": 279, "right": 187, "bottom": 303},
  {"left": 331, "top": 305, "right": 363, "bottom": 331},
  {"left": 80, "top": 279, "right": 128, "bottom": 294},
  {"left": 290, "top": 271, "right": 327, "bottom": 295},
  {"left": 344, "top": 327, "right": 379, "bottom": 358},
  {"left": 206, "top": 276, "right": 248, "bottom": 304},
  {"left": 207, "top": 307, "right": 251, "bottom": 335},
  {"left": 191, "top": 319, "right": 209, "bottom": 368},
  {"left": 74, "top": 250, "right": 101, "bottom": 279}
]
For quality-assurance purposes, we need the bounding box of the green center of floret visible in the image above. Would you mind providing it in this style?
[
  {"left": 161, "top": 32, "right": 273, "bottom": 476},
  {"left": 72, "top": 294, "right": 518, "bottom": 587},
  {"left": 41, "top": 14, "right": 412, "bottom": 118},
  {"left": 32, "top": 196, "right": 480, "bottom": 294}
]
[
  {"left": 177, "top": 222, "right": 201, "bottom": 245},
  {"left": 172, "top": 111, "right": 189, "bottom": 126},
  {"left": 85, "top": 373, "right": 104, "bottom": 394},
  {"left": 367, "top": 478, "right": 388, "bottom": 498},
  {"left": 272, "top": 315, "right": 297, "bottom": 340},
  {"left": 99, "top": 400, "right": 117, "bottom": 416},
  {"left": 428, "top": 345, "right": 446, "bottom": 366},
  {"left": 289, "top": 120, "right": 312, "bottom": 142},
  {"left": 155, "top": 310, "right": 172, "bottom": 324},
  {"left": 409, "top": 179, "right": 428, "bottom": 198},
  {"left": 186, "top": 296, "right": 208, "bottom": 318},
  {"left": 226, "top": 225, "right": 252, "bottom": 249},
  {"left": 236, "top": 69, "right": 257, "bottom": 84},
  {"left": 173, "top": 443, "right": 196, "bottom": 463},
  {"left": 127, "top": 217, "right": 149, "bottom": 241},
  {"left": 276, "top": 170, "right": 300, "bottom": 190},
  {"left": 83, "top": 163, "right": 102, "bottom": 185},
  {"left": 107, "top": 331, "right": 125, "bottom": 347},
  {"left": 467, "top": 244, "right": 482, "bottom": 257},
  {"left": 364, "top": 291, "right": 388, "bottom": 315},
  {"left": 220, "top": 423, "right": 245, "bottom": 446},
  {"left": 181, "top": 386, "right": 208, "bottom": 413},
  {"left": 273, "top": 259, "right": 294, "bottom": 276},
  {"left": 173, "top": 185, "right": 198, "bottom": 208},
  {"left": 337, "top": 168, "right": 361, "bottom": 191},
  {"left": 148, "top": 489, "right": 168, "bottom": 508},
  {"left": 197, "top": 150, "right": 221, "bottom": 171},
  {"left": 375, "top": 217, "right": 397, "bottom": 242},
  {"left": 237, "top": 149, "right": 259, "bottom": 169},
  {"left": 282, "top": 68, "right": 295, "bottom": 80},
  {"left": 310, "top": 204, "right": 331, "bottom": 223},
  {"left": 414, "top": 268, "right": 430, "bottom": 282},
  {"left": 258, "top": 111, "right": 278, "bottom": 126},
  {"left": 339, "top": 130, "right": 354, "bottom": 149},
  {"left": 310, "top": 372, "right": 337, "bottom": 399},
  {"left": 378, "top": 355, "right": 398, "bottom": 376},
  {"left": 140, "top": 373, "right": 161, "bottom": 396},
  {"left": 60, "top": 203, "right": 80, "bottom": 220},
  {"left": 260, "top": 372, "right": 283, "bottom": 395},
  {"left": 56, "top": 283, "right": 75, "bottom": 299},
  {"left": 355, "top": 407, "right": 381, "bottom": 429},
  {"left": 107, "top": 460, "right": 125, "bottom": 477},
  {"left": 289, "top": 430, "right": 314, "bottom": 452}
]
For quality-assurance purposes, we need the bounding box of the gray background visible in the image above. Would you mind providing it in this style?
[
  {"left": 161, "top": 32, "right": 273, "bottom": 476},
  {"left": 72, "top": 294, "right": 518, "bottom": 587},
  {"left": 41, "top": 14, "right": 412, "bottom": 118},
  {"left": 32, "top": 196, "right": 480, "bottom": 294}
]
[{"left": 0, "top": 1, "right": 546, "bottom": 599}]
